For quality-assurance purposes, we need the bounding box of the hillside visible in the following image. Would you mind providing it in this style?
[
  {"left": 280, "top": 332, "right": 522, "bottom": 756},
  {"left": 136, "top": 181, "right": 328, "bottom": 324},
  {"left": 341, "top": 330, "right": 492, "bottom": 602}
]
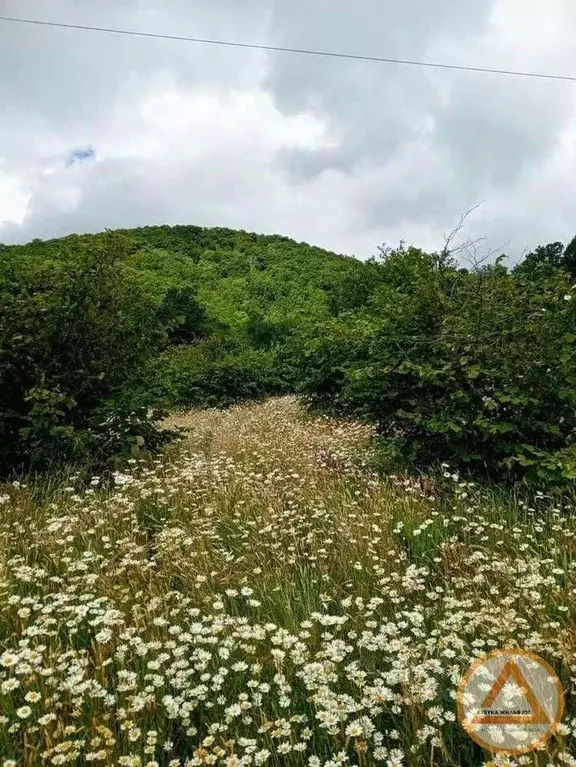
[
  {"left": 0, "top": 224, "right": 382, "bottom": 473},
  {"left": 1, "top": 224, "right": 365, "bottom": 330},
  {"left": 1, "top": 224, "right": 576, "bottom": 763}
]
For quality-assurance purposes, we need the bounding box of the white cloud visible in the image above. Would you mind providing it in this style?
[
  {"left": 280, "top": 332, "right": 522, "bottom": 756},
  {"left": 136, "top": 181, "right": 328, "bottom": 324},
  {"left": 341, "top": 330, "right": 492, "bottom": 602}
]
[{"left": 0, "top": 168, "right": 28, "bottom": 226}]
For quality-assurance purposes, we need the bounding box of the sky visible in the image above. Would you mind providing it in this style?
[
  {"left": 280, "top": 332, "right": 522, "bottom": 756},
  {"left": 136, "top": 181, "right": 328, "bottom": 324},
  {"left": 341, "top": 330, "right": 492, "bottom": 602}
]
[{"left": 1, "top": 0, "right": 576, "bottom": 261}]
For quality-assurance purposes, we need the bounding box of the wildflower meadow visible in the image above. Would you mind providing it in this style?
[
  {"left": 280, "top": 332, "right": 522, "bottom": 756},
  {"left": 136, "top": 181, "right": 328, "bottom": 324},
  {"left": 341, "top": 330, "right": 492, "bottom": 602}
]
[{"left": 0, "top": 398, "right": 574, "bottom": 767}]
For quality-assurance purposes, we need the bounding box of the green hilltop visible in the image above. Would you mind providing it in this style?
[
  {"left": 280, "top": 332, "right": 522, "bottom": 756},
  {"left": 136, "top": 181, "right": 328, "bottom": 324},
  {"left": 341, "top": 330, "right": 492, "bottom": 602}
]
[
  {"left": 0, "top": 224, "right": 377, "bottom": 472},
  {"left": 3, "top": 224, "right": 364, "bottom": 329}
]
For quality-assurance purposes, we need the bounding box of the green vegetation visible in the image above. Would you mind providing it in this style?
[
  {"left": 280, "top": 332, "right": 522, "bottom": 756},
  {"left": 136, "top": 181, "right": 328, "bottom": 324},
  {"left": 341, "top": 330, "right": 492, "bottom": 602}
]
[
  {"left": 0, "top": 234, "right": 174, "bottom": 474},
  {"left": 1, "top": 224, "right": 575, "bottom": 483},
  {"left": 0, "top": 226, "right": 361, "bottom": 476},
  {"left": 300, "top": 243, "right": 576, "bottom": 482},
  {"left": 1, "top": 223, "right": 576, "bottom": 765}
]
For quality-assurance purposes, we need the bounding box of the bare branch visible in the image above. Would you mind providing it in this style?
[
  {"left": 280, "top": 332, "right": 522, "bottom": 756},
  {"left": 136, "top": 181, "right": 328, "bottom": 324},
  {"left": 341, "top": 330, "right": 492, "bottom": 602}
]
[
  {"left": 460, "top": 238, "right": 512, "bottom": 272},
  {"left": 439, "top": 203, "right": 483, "bottom": 265}
]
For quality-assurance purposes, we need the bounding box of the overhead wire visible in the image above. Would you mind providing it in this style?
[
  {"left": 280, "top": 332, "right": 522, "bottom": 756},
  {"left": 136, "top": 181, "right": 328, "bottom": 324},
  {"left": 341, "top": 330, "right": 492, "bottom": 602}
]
[{"left": 1, "top": 14, "right": 576, "bottom": 83}]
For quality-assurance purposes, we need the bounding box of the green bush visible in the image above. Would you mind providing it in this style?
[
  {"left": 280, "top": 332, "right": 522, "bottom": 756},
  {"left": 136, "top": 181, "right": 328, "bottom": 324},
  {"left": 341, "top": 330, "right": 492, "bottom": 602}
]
[
  {"left": 155, "top": 286, "right": 209, "bottom": 346},
  {"left": 3, "top": 223, "right": 576, "bottom": 484},
  {"left": 0, "top": 235, "right": 181, "bottom": 474},
  {"left": 85, "top": 403, "right": 179, "bottom": 469},
  {"left": 150, "top": 338, "right": 286, "bottom": 409},
  {"left": 300, "top": 246, "right": 576, "bottom": 482}
]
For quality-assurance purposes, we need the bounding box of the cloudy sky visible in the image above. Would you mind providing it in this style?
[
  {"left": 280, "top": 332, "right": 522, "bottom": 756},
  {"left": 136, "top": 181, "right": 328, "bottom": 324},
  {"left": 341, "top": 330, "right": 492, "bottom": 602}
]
[{"left": 1, "top": 0, "right": 576, "bottom": 260}]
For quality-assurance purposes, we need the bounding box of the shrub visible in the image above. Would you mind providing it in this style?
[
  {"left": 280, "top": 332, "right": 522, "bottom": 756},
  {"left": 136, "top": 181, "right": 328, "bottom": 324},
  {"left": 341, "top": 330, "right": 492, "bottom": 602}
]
[
  {"left": 300, "top": 246, "right": 576, "bottom": 482},
  {"left": 150, "top": 338, "right": 285, "bottom": 409},
  {"left": 0, "top": 235, "right": 175, "bottom": 474}
]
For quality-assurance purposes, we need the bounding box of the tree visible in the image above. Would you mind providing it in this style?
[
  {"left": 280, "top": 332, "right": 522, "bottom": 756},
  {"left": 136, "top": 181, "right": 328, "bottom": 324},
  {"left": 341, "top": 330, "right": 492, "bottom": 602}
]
[
  {"left": 0, "top": 234, "right": 169, "bottom": 474},
  {"left": 562, "top": 236, "right": 576, "bottom": 280},
  {"left": 515, "top": 242, "right": 564, "bottom": 277},
  {"left": 156, "top": 286, "right": 208, "bottom": 346},
  {"left": 300, "top": 244, "right": 576, "bottom": 481}
]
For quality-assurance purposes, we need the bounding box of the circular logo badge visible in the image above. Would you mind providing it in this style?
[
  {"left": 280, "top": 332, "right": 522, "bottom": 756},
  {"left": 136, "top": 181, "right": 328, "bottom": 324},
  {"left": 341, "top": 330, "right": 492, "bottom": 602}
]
[{"left": 457, "top": 649, "right": 564, "bottom": 755}]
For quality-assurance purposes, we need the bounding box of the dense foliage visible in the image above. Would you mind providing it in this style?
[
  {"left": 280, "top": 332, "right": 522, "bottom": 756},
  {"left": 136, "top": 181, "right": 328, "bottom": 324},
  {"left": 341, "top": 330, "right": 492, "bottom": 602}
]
[
  {"left": 0, "top": 226, "right": 360, "bottom": 475},
  {"left": 1, "top": 224, "right": 575, "bottom": 481},
  {"left": 299, "top": 244, "right": 576, "bottom": 481},
  {"left": 0, "top": 234, "right": 181, "bottom": 474}
]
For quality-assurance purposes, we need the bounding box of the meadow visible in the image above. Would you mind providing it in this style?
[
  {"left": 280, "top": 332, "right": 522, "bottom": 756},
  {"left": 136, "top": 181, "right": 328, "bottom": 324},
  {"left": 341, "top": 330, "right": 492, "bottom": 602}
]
[{"left": 0, "top": 397, "right": 574, "bottom": 767}]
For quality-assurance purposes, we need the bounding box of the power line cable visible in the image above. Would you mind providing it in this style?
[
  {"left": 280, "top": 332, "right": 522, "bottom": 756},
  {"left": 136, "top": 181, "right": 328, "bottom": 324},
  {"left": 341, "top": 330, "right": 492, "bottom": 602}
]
[{"left": 1, "top": 14, "right": 576, "bottom": 83}]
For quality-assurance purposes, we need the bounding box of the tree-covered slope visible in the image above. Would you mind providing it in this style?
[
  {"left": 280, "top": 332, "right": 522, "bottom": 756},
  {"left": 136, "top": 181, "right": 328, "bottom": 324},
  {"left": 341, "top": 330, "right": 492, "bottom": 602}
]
[
  {"left": 2, "top": 224, "right": 364, "bottom": 329},
  {"left": 3, "top": 224, "right": 574, "bottom": 481}
]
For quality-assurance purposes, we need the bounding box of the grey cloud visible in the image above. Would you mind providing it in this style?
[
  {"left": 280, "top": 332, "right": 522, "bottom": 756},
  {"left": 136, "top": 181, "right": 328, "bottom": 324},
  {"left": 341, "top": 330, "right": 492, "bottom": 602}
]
[
  {"left": 262, "top": 0, "right": 576, "bottom": 250},
  {"left": 432, "top": 76, "right": 573, "bottom": 189},
  {"left": 0, "top": 0, "right": 268, "bottom": 133},
  {"left": 1, "top": 0, "right": 576, "bottom": 259},
  {"left": 264, "top": 0, "right": 493, "bottom": 162},
  {"left": 0, "top": 149, "right": 370, "bottom": 259}
]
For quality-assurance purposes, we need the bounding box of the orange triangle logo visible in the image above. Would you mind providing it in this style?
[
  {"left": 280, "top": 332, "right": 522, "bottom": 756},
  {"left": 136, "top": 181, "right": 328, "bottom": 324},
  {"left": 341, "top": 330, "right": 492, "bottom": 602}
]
[{"left": 471, "top": 660, "right": 550, "bottom": 725}]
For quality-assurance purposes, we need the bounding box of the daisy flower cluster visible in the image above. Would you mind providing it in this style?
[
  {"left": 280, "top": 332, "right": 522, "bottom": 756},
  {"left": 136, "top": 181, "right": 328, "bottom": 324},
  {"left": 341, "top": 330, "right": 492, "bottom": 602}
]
[{"left": 0, "top": 397, "right": 574, "bottom": 767}]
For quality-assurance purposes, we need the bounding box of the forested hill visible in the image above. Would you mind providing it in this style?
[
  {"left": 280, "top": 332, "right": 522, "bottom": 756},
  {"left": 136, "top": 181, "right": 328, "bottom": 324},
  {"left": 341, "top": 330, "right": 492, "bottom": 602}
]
[{"left": 2, "top": 224, "right": 365, "bottom": 329}]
